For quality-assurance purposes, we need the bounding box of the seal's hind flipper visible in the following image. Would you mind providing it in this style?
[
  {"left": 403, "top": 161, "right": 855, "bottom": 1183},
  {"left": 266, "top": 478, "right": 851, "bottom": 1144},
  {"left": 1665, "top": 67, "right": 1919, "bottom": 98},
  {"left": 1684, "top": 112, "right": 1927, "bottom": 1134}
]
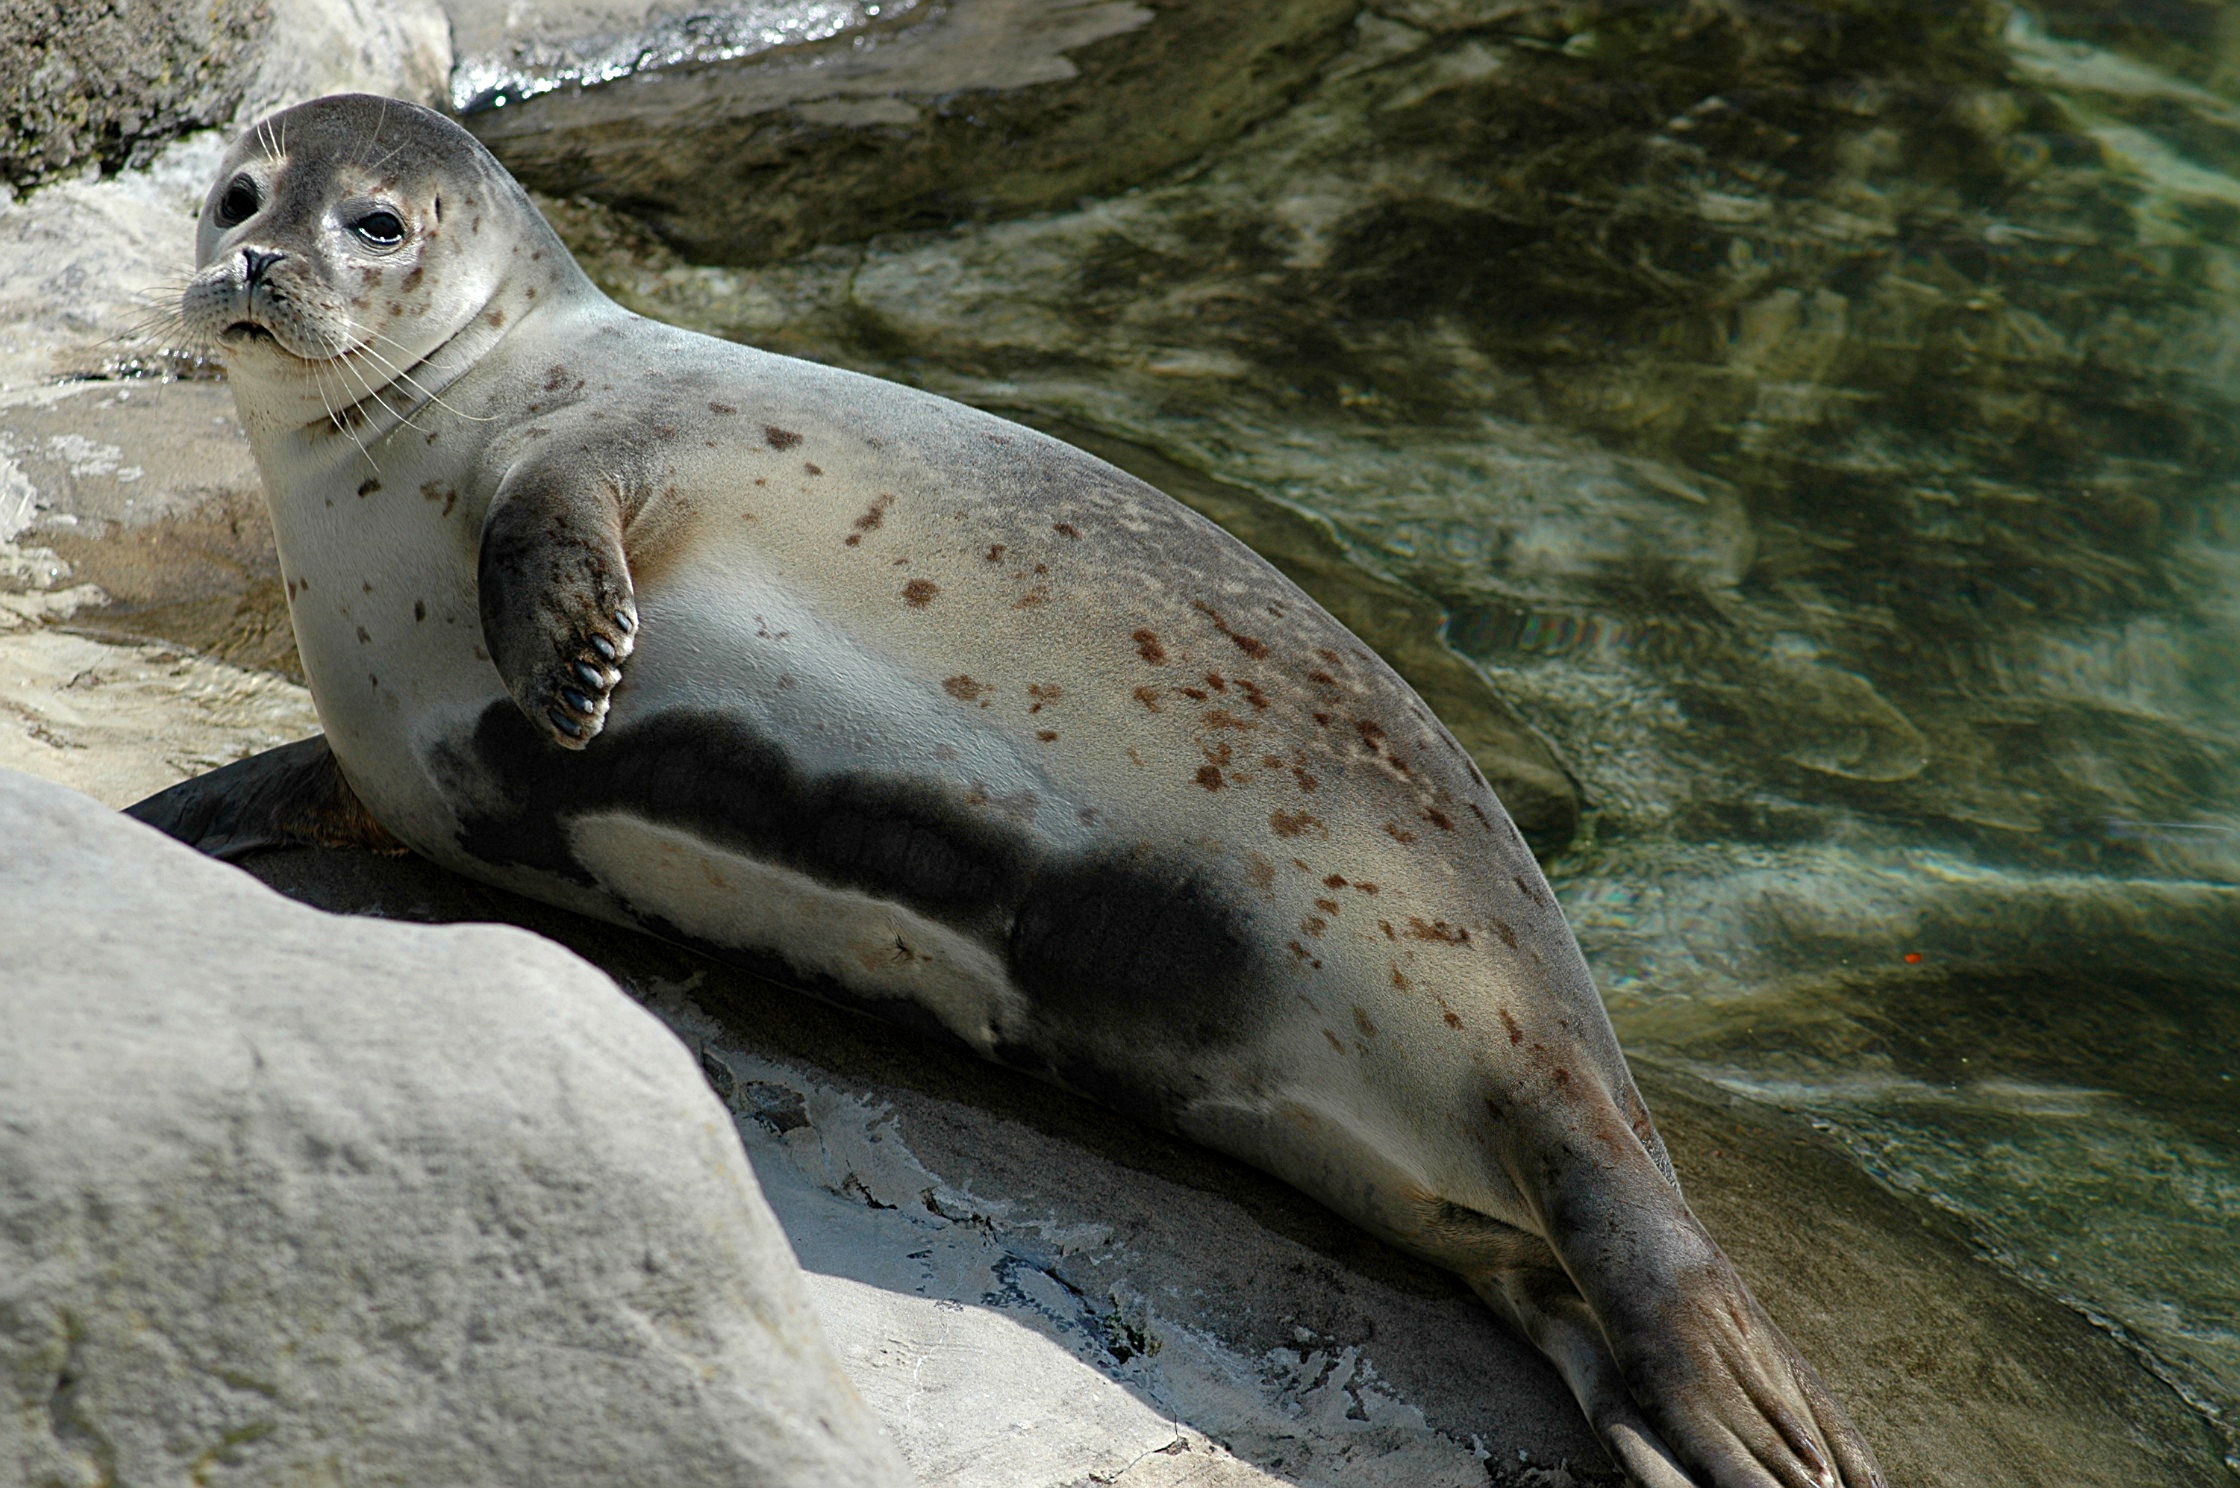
[{"left": 125, "top": 735, "right": 410, "bottom": 862}]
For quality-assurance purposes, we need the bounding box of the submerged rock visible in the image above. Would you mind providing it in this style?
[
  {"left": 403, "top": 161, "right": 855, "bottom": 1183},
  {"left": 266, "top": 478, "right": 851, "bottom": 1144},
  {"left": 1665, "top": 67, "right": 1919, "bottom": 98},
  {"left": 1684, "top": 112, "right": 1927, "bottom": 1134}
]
[{"left": 0, "top": 767, "right": 912, "bottom": 1488}]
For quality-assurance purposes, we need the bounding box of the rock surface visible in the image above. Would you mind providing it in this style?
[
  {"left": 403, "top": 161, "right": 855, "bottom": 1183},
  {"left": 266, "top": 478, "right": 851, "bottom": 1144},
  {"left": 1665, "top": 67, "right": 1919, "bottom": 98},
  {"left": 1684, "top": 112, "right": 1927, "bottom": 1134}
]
[
  {"left": 0, "top": 766, "right": 912, "bottom": 1487},
  {"left": 458, "top": 0, "right": 1362, "bottom": 265},
  {"left": 0, "top": 0, "right": 449, "bottom": 194},
  {"left": 206, "top": 833, "right": 2232, "bottom": 1488}
]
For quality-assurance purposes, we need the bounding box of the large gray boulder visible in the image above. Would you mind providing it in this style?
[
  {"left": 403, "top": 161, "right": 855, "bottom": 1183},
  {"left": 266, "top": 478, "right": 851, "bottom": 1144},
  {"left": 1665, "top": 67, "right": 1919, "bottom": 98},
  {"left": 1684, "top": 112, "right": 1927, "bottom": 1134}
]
[{"left": 0, "top": 767, "right": 912, "bottom": 1488}]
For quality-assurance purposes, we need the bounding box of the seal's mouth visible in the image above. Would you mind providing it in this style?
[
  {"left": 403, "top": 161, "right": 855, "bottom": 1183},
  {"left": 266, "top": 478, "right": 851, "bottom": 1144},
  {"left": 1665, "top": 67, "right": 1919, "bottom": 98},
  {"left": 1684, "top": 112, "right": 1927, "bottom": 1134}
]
[{"left": 222, "top": 321, "right": 277, "bottom": 346}]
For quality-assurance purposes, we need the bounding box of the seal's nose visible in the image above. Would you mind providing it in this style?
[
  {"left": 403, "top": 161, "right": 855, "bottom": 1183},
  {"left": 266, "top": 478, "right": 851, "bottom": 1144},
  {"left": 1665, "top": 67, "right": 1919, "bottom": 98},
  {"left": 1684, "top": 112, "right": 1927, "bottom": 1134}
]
[{"left": 242, "top": 248, "right": 284, "bottom": 286}]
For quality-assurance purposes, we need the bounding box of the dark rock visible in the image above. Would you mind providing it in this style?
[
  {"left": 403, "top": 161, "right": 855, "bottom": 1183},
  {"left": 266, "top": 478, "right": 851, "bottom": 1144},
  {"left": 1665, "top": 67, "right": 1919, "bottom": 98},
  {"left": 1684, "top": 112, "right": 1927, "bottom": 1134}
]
[
  {"left": 465, "top": 0, "right": 1361, "bottom": 266},
  {"left": 0, "top": 0, "right": 265, "bottom": 190}
]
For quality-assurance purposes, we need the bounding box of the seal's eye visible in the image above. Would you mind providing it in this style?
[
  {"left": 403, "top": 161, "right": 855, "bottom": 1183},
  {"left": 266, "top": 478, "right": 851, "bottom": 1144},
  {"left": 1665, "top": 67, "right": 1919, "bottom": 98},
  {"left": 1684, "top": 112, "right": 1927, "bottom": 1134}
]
[
  {"left": 215, "top": 175, "right": 260, "bottom": 227},
  {"left": 352, "top": 210, "right": 407, "bottom": 249}
]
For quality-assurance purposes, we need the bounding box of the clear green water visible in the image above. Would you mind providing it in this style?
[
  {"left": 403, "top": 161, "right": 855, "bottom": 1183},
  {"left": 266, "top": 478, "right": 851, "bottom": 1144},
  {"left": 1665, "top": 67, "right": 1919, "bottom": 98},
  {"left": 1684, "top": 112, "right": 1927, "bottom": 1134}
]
[{"left": 548, "top": 0, "right": 2240, "bottom": 1466}]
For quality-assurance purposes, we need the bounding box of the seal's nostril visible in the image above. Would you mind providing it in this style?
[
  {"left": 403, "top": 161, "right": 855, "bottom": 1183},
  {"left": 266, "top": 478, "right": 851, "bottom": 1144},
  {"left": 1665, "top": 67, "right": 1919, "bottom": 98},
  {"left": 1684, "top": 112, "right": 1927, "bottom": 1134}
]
[{"left": 242, "top": 248, "right": 285, "bottom": 286}]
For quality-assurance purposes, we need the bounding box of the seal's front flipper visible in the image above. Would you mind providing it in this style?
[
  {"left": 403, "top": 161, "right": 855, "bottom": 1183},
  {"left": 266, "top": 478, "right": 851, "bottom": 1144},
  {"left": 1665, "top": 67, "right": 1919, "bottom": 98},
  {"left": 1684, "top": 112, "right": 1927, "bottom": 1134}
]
[
  {"left": 478, "top": 464, "right": 638, "bottom": 751},
  {"left": 125, "top": 735, "right": 409, "bottom": 862}
]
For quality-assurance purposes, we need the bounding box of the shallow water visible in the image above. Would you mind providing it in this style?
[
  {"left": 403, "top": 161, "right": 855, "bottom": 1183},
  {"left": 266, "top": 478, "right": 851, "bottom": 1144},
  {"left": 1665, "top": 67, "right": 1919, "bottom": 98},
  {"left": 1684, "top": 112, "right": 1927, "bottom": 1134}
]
[{"left": 526, "top": 1, "right": 2240, "bottom": 1466}]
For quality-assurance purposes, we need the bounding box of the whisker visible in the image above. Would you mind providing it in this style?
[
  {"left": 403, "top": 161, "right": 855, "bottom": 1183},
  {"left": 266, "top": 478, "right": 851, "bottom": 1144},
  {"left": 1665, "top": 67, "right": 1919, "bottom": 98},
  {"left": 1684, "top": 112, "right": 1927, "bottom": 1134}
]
[
  {"left": 331, "top": 345, "right": 418, "bottom": 433},
  {"left": 313, "top": 360, "right": 379, "bottom": 471},
  {"left": 353, "top": 331, "right": 499, "bottom": 422}
]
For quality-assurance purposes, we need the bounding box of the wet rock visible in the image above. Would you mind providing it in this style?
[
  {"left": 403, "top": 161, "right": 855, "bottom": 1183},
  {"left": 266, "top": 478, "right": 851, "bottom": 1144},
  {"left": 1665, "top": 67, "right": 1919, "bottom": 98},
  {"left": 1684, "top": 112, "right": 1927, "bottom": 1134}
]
[
  {"left": 461, "top": 0, "right": 1360, "bottom": 265},
  {"left": 0, "top": 767, "right": 912, "bottom": 1487}
]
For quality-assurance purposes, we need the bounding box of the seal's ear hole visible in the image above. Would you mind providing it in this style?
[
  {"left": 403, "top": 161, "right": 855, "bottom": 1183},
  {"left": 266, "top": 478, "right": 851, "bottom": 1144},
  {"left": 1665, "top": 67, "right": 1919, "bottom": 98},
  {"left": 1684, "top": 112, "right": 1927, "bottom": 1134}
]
[
  {"left": 215, "top": 175, "right": 260, "bottom": 227},
  {"left": 353, "top": 210, "right": 408, "bottom": 249}
]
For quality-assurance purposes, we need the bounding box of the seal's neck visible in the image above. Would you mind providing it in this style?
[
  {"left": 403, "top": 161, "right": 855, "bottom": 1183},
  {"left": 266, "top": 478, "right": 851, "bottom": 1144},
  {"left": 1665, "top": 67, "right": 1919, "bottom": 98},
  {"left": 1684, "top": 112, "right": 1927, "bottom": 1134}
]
[{"left": 233, "top": 235, "right": 602, "bottom": 484}]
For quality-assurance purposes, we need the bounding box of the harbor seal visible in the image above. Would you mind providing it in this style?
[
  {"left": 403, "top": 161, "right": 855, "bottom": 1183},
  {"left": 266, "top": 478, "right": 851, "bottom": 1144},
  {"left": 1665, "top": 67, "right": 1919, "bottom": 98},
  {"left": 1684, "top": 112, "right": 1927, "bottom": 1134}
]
[{"left": 135, "top": 94, "right": 1881, "bottom": 1488}]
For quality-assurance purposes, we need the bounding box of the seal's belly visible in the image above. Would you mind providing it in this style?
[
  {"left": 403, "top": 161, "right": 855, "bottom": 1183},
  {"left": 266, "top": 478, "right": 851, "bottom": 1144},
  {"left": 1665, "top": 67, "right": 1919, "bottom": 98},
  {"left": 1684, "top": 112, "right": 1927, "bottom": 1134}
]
[{"left": 565, "top": 813, "right": 1026, "bottom": 1053}]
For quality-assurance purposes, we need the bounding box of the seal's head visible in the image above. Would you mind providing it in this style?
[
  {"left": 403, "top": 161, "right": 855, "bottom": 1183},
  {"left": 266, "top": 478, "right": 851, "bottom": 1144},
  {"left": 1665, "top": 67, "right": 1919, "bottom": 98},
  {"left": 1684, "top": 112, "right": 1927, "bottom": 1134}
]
[{"left": 184, "top": 94, "right": 563, "bottom": 431}]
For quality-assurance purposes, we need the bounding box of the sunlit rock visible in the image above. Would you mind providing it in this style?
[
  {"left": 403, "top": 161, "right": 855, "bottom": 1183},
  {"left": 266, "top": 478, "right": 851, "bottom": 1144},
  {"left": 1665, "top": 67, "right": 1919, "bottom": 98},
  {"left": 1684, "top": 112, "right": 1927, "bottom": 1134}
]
[{"left": 0, "top": 767, "right": 911, "bottom": 1487}]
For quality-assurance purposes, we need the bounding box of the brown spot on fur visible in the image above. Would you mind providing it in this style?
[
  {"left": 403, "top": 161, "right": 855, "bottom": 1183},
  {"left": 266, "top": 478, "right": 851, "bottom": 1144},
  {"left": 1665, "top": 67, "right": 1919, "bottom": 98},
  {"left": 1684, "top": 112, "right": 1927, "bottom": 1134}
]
[
  {"left": 1192, "top": 600, "right": 1269, "bottom": 659},
  {"left": 1356, "top": 882, "right": 1379, "bottom": 895},
  {"left": 1324, "top": 1029, "right": 1346, "bottom": 1054},
  {"left": 1315, "top": 898, "right": 1341, "bottom": 916},
  {"left": 1324, "top": 874, "right": 1348, "bottom": 888},
  {"left": 1248, "top": 856, "right": 1277, "bottom": 889},
  {"left": 1492, "top": 919, "right": 1519, "bottom": 949},
  {"left": 766, "top": 426, "right": 803, "bottom": 450},
  {"left": 1195, "top": 765, "right": 1225, "bottom": 791},
  {"left": 485, "top": 308, "right": 505, "bottom": 328},
  {"left": 1424, "top": 807, "right": 1454, "bottom": 832},
  {"left": 1313, "top": 712, "right": 1333, "bottom": 727},
  {"left": 1444, "top": 1009, "right": 1464, "bottom": 1029},
  {"left": 355, "top": 626, "right": 370, "bottom": 644},
  {"left": 1407, "top": 917, "right": 1469, "bottom": 945},
  {"left": 1132, "top": 630, "right": 1166, "bottom": 664},
  {"left": 1027, "top": 683, "right": 1063, "bottom": 712},
  {"left": 1037, "top": 730, "right": 1058, "bottom": 742},
  {"left": 1385, "top": 822, "right": 1418, "bottom": 844},
  {"left": 709, "top": 402, "right": 736, "bottom": 414},
  {"left": 1354, "top": 1007, "right": 1377, "bottom": 1038},
  {"left": 1133, "top": 686, "right": 1162, "bottom": 712},
  {"left": 1235, "top": 679, "right": 1269, "bottom": 710},
  {"left": 987, "top": 544, "right": 1007, "bottom": 562},
  {"left": 1500, "top": 1008, "right": 1524, "bottom": 1045},
  {"left": 1291, "top": 767, "right": 1319, "bottom": 792},
  {"left": 943, "top": 675, "right": 984, "bottom": 702},
  {"left": 1308, "top": 670, "right": 1335, "bottom": 686},
  {"left": 1053, "top": 522, "right": 1080, "bottom": 538},
  {"left": 1180, "top": 687, "right": 1208, "bottom": 702},
  {"left": 356, "top": 478, "right": 380, "bottom": 497},
  {"left": 804, "top": 462, "right": 822, "bottom": 475},
  {"left": 1204, "top": 674, "right": 1227, "bottom": 692},
  {"left": 1379, "top": 920, "right": 1396, "bottom": 939},
  {"left": 1552, "top": 1067, "right": 1571, "bottom": 1086},
  {"left": 845, "top": 494, "right": 893, "bottom": 548},
  {"left": 1203, "top": 708, "right": 1249, "bottom": 730},
  {"left": 1303, "top": 915, "right": 1326, "bottom": 937},
  {"left": 1393, "top": 967, "right": 1410, "bottom": 989},
  {"left": 1270, "top": 810, "right": 1326, "bottom": 839},
  {"left": 1014, "top": 590, "right": 1048, "bottom": 609}
]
